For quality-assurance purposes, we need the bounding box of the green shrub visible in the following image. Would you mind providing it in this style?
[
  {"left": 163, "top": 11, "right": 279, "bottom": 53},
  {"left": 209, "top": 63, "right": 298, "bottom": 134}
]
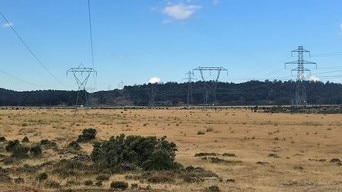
[
  {"left": 11, "top": 145, "right": 29, "bottom": 159},
  {"left": 68, "top": 141, "right": 81, "bottom": 151},
  {"left": 110, "top": 181, "right": 128, "bottom": 190},
  {"left": 30, "top": 145, "right": 42, "bottom": 157},
  {"left": 77, "top": 128, "right": 97, "bottom": 142},
  {"left": 91, "top": 134, "right": 180, "bottom": 171},
  {"left": 142, "top": 150, "right": 180, "bottom": 171},
  {"left": 0, "top": 137, "right": 6, "bottom": 142},
  {"left": 5, "top": 140, "right": 20, "bottom": 152},
  {"left": 36, "top": 172, "right": 48, "bottom": 181},
  {"left": 22, "top": 136, "right": 30, "bottom": 143}
]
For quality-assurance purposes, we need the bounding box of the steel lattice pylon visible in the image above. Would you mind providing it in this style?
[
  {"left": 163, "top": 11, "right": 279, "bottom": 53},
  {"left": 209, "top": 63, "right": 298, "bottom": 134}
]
[
  {"left": 184, "top": 71, "right": 196, "bottom": 106},
  {"left": 285, "top": 46, "right": 317, "bottom": 106},
  {"left": 67, "top": 63, "right": 97, "bottom": 106},
  {"left": 193, "top": 66, "right": 228, "bottom": 105}
]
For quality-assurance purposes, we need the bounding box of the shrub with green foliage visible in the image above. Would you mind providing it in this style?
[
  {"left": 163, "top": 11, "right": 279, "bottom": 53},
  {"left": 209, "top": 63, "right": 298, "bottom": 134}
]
[
  {"left": 91, "top": 134, "right": 181, "bottom": 171},
  {"left": 22, "top": 136, "right": 29, "bottom": 143},
  {"left": 0, "top": 137, "right": 6, "bottom": 142},
  {"left": 5, "top": 140, "right": 20, "bottom": 152},
  {"left": 77, "top": 128, "right": 97, "bottom": 142},
  {"left": 5, "top": 140, "right": 30, "bottom": 159},
  {"left": 11, "top": 145, "right": 29, "bottom": 159},
  {"left": 30, "top": 145, "right": 42, "bottom": 157},
  {"left": 110, "top": 181, "right": 128, "bottom": 190},
  {"left": 36, "top": 172, "right": 48, "bottom": 182},
  {"left": 68, "top": 141, "right": 81, "bottom": 151}
]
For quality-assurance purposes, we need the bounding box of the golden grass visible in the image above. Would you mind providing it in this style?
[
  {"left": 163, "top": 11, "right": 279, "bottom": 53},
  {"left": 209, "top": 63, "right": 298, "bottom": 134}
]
[{"left": 0, "top": 107, "right": 341, "bottom": 191}]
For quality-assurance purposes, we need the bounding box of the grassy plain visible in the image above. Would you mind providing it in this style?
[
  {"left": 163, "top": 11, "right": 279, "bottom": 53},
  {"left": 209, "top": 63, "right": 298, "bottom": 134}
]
[{"left": 0, "top": 107, "right": 342, "bottom": 191}]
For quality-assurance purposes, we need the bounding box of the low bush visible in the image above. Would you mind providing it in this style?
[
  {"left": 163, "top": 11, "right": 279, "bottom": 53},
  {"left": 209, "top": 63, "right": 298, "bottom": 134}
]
[
  {"left": 30, "top": 145, "right": 42, "bottom": 157},
  {"left": 77, "top": 128, "right": 97, "bottom": 143},
  {"left": 36, "top": 172, "right": 48, "bottom": 182},
  {"left": 68, "top": 141, "right": 81, "bottom": 151},
  {"left": 0, "top": 137, "right": 6, "bottom": 142},
  {"left": 91, "top": 134, "right": 181, "bottom": 171},
  {"left": 11, "top": 145, "right": 29, "bottom": 159},
  {"left": 22, "top": 136, "right": 30, "bottom": 143},
  {"left": 110, "top": 181, "right": 128, "bottom": 190},
  {"left": 5, "top": 140, "right": 20, "bottom": 152}
]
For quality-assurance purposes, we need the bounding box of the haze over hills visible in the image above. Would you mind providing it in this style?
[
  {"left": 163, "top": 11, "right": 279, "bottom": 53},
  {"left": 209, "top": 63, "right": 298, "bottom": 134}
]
[{"left": 0, "top": 80, "right": 341, "bottom": 106}]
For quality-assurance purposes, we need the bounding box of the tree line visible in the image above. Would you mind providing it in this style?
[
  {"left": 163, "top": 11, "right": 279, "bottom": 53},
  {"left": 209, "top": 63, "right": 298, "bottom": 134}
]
[{"left": 0, "top": 80, "right": 341, "bottom": 106}]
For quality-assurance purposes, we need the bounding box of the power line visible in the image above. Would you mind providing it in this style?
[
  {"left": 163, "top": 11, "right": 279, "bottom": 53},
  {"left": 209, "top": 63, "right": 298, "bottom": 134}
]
[
  {"left": 87, "top": 0, "right": 95, "bottom": 69},
  {"left": 0, "top": 8, "right": 64, "bottom": 86},
  {"left": 311, "top": 52, "right": 342, "bottom": 58},
  {"left": 0, "top": 68, "right": 43, "bottom": 88}
]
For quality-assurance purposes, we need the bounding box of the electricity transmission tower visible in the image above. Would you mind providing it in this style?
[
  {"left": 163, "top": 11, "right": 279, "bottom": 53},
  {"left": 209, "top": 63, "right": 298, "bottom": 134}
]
[
  {"left": 148, "top": 85, "right": 156, "bottom": 107},
  {"left": 193, "top": 66, "right": 228, "bottom": 105},
  {"left": 285, "top": 46, "right": 317, "bottom": 106},
  {"left": 67, "top": 63, "right": 97, "bottom": 107},
  {"left": 184, "top": 71, "right": 196, "bottom": 106}
]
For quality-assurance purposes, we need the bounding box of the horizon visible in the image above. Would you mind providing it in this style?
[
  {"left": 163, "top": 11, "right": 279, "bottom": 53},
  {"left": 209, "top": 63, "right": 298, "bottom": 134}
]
[
  {"left": 1, "top": 0, "right": 342, "bottom": 91},
  {"left": 1, "top": 78, "right": 340, "bottom": 93}
]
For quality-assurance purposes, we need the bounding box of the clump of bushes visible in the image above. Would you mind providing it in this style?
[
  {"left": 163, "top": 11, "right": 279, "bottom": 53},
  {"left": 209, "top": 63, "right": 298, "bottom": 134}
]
[
  {"left": 29, "top": 145, "right": 42, "bottom": 157},
  {"left": 110, "top": 181, "right": 128, "bottom": 190},
  {"left": 5, "top": 140, "right": 20, "bottom": 152},
  {"left": 68, "top": 141, "right": 81, "bottom": 151},
  {"left": 77, "top": 128, "right": 97, "bottom": 142},
  {"left": 6, "top": 140, "right": 42, "bottom": 158},
  {"left": 91, "top": 134, "right": 181, "bottom": 171},
  {"left": 5, "top": 140, "right": 29, "bottom": 159}
]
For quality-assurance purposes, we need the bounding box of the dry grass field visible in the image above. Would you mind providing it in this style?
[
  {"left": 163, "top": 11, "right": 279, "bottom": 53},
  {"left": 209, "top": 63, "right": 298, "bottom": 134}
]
[{"left": 0, "top": 107, "right": 341, "bottom": 191}]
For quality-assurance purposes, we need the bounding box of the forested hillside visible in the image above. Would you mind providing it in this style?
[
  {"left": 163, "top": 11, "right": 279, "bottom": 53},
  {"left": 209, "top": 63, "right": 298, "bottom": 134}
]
[{"left": 0, "top": 80, "right": 341, "bottom": 106}]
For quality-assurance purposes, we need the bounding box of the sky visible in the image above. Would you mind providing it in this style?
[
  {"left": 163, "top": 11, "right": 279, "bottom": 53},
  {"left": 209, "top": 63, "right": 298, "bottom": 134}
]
[{"left": 0, "top": 0, "right": 342, "bottom": 91}]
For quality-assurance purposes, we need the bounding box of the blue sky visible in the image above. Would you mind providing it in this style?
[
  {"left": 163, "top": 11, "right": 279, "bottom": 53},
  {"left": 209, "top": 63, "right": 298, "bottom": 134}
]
[{"left": 1, "top": 0, "right": 342, "bottom": 91}]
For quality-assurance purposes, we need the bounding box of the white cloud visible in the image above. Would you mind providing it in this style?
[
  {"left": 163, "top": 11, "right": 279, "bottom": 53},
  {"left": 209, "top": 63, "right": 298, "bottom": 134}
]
[
  {"left": 148, "top": 77, "right": 162, "bottom": 84},
  {"left": 340, "top": 22, "right": 342, "bottom": 31},
  {"left": 2, "top": 22, "right": 13, "bottom": 28},
  {"left": 309, "top": 75, "right": 320, "bottom": 82},
  {"left": 162, "top": 4, "right": 201, "bottom": 21}
]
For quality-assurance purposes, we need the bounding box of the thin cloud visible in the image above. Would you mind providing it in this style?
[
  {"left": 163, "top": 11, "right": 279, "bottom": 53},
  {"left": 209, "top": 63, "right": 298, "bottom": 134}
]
[
  {"left": 340, "top": 22, "right": 342, "bottom": 31},
  {"left": 309, "top": 75, "right": 320, "bottom": 82},
  {"left": 2, "top": 22, "right": 13, "bottom": 28},
  {"left": 212, "top": 0, "right": 221, "bottom": 5},
  {"left": 162, "top": 3, "right": 201, "bottom": 22}
]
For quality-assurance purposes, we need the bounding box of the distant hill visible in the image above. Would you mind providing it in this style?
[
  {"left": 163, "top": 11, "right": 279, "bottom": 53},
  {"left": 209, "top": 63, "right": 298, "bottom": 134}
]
[{"left": 0, "top": 80, "right": 341, "bottom": 106}]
